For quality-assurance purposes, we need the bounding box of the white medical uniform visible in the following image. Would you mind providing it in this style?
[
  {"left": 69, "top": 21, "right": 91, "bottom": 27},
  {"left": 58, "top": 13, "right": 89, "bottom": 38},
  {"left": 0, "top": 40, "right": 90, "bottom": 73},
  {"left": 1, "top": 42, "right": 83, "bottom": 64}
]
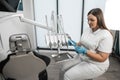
[{"left": 63, "top": 28, "right": 113, "bottom": 80}]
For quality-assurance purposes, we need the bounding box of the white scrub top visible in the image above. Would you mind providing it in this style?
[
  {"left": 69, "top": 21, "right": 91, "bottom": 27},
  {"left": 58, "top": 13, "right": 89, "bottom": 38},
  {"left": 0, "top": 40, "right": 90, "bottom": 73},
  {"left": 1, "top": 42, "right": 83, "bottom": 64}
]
[
  {"left": 63, "top": 28, "right": 113, "bottom": 80},
  {"left": 80, "top": 27, "right": 113, "bottom": 68}
]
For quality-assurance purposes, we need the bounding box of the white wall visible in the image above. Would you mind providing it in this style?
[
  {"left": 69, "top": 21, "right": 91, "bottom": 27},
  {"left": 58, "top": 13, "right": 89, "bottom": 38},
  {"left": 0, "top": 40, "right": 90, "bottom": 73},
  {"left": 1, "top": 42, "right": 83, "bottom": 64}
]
[{"left": 0, "top": 0, "right": 36, "bottom": 53}]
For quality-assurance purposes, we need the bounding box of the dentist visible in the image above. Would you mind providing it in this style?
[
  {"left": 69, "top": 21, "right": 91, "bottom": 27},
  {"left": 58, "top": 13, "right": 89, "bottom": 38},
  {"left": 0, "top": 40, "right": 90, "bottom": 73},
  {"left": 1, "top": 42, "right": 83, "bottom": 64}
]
[{"left": 62, "top": 8, "right": 113, "bottom": 80}]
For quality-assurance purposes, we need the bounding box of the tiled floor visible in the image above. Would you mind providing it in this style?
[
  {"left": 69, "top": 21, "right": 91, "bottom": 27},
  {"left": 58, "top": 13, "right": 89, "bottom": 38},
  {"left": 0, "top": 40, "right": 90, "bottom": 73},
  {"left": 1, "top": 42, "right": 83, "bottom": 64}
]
[{"left": 39, "top": 50, "right": 120, "bottom": 80}]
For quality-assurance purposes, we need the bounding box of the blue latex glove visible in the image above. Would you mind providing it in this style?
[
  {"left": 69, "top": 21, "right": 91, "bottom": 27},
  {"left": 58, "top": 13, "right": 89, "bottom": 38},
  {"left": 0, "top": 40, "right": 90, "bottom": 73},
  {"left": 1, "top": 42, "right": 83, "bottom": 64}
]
[
  {"left": 68, "top": 40, "right": 76, "bottom": 46},
  {"left": 75, "top": 46, "right": 87, "bottom": 55}
]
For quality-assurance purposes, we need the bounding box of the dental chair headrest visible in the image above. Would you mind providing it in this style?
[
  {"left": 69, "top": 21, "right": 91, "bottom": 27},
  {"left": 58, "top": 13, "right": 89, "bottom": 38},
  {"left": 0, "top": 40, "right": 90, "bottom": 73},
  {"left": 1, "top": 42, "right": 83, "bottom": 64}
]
[
  {"left": 10, "top": 35, "right": 28, "bottom": 42},
  {"left": 9, "top": 33, "right": 32, "bottom": 54}
]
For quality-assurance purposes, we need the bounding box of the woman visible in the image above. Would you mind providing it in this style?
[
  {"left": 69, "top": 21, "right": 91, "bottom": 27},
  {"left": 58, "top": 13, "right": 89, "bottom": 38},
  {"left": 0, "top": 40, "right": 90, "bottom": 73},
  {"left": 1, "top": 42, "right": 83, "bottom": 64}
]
[{"left": 62, "top": 8, "right": 113, "bottom": 80}]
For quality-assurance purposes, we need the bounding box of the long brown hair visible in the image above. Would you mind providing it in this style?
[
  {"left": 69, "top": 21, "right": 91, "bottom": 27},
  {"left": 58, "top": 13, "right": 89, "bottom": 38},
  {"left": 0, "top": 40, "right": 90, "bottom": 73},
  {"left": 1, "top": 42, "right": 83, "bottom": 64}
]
[
  {"left": 88, "top": 8, "right": 113, "bottom": 36},
  {"left": 88, "top": 8, "right": 108, "bottom": 30}
]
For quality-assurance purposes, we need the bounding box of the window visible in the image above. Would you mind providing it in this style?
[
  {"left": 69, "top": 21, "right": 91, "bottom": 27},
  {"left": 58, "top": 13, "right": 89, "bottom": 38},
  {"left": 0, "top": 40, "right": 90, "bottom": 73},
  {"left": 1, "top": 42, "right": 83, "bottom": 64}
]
[
  {"left": 34, "top": 0, "right": 83, "bottom": 48},
  {"left": 104, "top": 0, "right": 120, "bottom": 30}
]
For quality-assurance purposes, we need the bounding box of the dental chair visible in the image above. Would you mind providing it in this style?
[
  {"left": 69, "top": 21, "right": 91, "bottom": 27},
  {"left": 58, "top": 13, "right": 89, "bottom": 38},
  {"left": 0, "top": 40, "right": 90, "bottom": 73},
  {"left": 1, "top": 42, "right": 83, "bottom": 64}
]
[{"left": 1, "top": 33, "right": 50, "bottom": 80}]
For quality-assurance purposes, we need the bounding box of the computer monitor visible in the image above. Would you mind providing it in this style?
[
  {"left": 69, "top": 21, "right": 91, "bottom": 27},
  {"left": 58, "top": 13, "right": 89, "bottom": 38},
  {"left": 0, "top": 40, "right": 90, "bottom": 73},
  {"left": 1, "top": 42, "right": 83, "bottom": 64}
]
[{"left": 0, "top": 0, "right": 20, "bottom": 12}]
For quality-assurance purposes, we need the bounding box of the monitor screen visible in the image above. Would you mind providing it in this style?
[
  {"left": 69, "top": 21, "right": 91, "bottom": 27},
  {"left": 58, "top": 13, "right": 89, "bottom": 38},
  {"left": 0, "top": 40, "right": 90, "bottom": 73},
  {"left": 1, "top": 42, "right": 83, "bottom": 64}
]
[{"left": 0, "top": 0, "right": 20, "bottom": 12}]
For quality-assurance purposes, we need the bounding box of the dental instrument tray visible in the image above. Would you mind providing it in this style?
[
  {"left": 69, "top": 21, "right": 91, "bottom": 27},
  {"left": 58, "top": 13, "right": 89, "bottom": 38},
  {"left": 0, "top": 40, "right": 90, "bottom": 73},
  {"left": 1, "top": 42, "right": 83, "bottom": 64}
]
[{"left": 52, "top": 52, "right": 73, "bottom": 62}]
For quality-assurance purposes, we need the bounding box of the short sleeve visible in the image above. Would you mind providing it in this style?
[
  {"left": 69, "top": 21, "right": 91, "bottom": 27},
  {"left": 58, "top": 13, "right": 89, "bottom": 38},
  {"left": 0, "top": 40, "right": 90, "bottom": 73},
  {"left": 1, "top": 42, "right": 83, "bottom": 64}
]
[{"left": 97, "top": 31, "right": 113, "bottom": 53}]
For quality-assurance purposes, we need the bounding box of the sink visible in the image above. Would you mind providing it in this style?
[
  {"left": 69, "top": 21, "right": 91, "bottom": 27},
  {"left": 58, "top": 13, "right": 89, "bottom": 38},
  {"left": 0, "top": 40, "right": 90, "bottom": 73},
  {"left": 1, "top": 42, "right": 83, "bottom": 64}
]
[{"left": 52, "top": 52, "right": 73, "bottom": 62}]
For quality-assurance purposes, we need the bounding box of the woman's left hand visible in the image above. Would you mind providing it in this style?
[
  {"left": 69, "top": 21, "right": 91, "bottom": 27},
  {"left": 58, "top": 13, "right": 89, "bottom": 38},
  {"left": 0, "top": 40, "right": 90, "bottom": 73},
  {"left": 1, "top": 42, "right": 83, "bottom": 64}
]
[{"left": 75, "top": 46, "right": 87, "bottom": 55}]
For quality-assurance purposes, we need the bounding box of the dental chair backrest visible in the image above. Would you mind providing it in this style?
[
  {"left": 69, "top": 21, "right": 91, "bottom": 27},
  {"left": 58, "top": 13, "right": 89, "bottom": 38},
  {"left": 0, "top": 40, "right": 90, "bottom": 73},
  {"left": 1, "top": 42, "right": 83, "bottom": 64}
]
[
  {"left": 3, "top": 52, "right": 46, "bottom": 80},
  {"left": 2, "top": 33, "right": 47, "bottom": 80}
]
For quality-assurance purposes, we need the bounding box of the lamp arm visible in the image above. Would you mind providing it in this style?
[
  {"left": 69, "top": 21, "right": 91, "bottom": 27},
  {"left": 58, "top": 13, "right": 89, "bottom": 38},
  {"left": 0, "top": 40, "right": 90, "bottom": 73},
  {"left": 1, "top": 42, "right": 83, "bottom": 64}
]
[
  {"left": 0, "top": 14, "right": 54, "bottom": 32},
  {"left": 19, "top": 16, "right": 54, "bottom": 31}
]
